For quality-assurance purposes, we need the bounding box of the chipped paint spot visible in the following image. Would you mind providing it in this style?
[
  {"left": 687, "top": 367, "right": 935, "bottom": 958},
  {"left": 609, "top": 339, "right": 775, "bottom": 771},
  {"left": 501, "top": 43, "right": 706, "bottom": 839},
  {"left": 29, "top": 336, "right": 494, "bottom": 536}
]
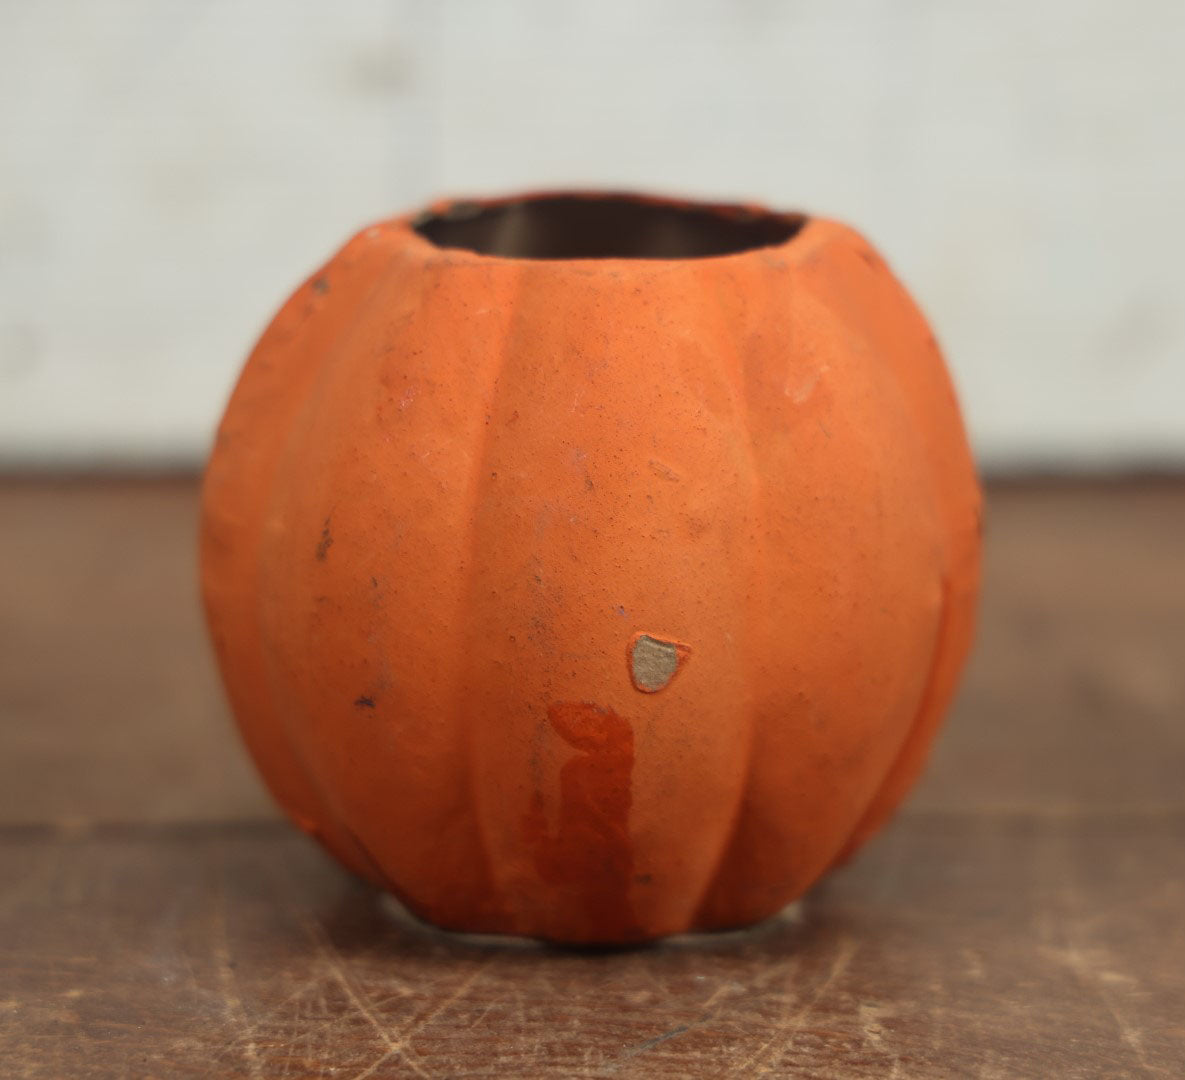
[
  {"left": 786, "top": 369, "right": 819, "bottom": 403},
  {"left": 785, "top": 364, "right": 829, "bottom": 403},
  {"left": 629, "top": 633, "right": 690, "bottom": 693}
]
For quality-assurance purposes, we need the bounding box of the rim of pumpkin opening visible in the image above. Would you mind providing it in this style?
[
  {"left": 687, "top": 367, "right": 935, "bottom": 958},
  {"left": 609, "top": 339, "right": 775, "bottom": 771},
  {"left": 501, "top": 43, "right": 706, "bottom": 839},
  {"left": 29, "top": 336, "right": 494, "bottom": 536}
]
[{"left": 410, "top": 192, "right": 807, "bottom": 262}]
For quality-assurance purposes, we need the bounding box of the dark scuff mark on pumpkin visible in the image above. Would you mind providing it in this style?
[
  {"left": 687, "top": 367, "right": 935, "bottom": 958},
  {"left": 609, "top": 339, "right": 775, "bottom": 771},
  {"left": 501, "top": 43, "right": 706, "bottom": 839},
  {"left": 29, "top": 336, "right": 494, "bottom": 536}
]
[
  {"left": 523, "top": 702, "right": 638, "bottom": 939},
  {"left": 311, "top": 275, "right": 330, "bottom": 294},
  {"left": 648, "top": 458, "right": 681, "bottom": 482},
  {"left": 315, "top": 519, "right": 333, "bottom": 561},
  {"left": 354, "top": 696, "right": 375, "bottom": 709}
]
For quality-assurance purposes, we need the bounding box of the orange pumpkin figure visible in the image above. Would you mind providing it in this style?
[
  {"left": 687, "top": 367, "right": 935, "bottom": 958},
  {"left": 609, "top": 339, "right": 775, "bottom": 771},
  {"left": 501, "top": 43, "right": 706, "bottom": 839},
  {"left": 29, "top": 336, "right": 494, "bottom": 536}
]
[{"left": 200, "top": 192, "right": 981, "bottom": 944}]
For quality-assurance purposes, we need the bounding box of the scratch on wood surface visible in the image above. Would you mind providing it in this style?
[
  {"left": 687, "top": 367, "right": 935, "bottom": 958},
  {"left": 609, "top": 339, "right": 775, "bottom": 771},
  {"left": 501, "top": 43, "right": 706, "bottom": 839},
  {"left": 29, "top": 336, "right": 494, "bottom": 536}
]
[
  {"left": 1045, "top": 857, "right": 1157, "bottom": 1078},
  {"left": 294, "top": 909, "right": 429, "bottom": 1080},
  {"left": 727, "top": 936, "right": 860, "bottom": 1076},
  {"left": 620, "top": 1025, "right": 692, "bottom": 1057},
  {"left": 200, "top": 969, "right": 329, "bottom": 1067},
  {"left": 857, "top": 1001, "right": 891, "bottom": 1048},
  {"left": 256, "top": 975, "right": 323, "bottom": 1020},
  {"left": 1044, "top": 942, "right": 1152, "bottom": 1074},
  {"left": 151, "top": 891, "right": 203, "bottom": 996},
  {"left": 212, "top": 879, "right": 262, "bottom": 1080},
  {"left": 633, "top": 953, "right": 679, "bottom": 1004},
  {"left": 598, "top": 962, "right": 752, "bottom": 1071},
  {"left": 348, "top": 1048, "right": 405, "bottom": 1080},
  {"left": 344, "top": 955, "right": 493, "bottom": 1080},
  {"left": 697, "top": 980, "right": 744, "bottom": 1012},
  {"left": 747, "top": 948, "right": 803, "bottom": 991},
  {"left": 408, "top": 955, "right": 494, "bottom": 1032}
]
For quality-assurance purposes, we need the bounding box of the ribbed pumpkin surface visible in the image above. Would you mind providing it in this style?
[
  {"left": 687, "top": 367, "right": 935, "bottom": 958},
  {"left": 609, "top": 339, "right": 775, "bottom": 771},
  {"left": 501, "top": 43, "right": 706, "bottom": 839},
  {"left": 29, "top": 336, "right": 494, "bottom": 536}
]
[{"left": 200, "top": 194, "right": 981, "bottom": 944}]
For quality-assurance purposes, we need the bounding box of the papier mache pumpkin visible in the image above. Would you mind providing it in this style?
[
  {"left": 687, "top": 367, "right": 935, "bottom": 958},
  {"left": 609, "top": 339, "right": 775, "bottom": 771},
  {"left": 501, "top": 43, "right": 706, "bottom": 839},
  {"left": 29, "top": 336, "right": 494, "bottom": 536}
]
[{"left": 201, "top": 192, "right": 981, "bottom": 944}]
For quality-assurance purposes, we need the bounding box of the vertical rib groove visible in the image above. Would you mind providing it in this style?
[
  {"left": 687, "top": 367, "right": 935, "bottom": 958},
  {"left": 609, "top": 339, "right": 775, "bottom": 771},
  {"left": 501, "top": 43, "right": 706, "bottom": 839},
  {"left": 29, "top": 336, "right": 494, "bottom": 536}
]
[
  {"left": 689, "top": 272, "right": 768, "bottom": 925},
  {"left": 449, "top": 262, "right": 527, "bottom": 930}
]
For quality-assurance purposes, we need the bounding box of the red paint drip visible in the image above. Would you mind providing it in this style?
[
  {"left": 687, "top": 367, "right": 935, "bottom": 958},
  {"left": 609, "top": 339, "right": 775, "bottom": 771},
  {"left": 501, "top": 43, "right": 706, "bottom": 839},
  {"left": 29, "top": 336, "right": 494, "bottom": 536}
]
[{"left": 524, "top": 702, "right": 637, "bottom": 939}]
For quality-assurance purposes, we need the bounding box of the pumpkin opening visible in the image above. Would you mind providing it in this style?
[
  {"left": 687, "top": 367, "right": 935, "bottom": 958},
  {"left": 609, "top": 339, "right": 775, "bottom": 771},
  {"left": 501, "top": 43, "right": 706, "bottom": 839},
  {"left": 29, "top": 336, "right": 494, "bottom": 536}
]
[{"left": 412, "top": 194, "right": 804, "bottom": 260}]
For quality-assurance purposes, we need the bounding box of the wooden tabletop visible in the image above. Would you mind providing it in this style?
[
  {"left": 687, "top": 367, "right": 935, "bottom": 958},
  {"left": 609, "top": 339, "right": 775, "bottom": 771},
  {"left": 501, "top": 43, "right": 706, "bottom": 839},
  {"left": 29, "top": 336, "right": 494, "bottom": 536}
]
[{"left": 1, "top": 477, "right": 1183, "bottom": 1079}]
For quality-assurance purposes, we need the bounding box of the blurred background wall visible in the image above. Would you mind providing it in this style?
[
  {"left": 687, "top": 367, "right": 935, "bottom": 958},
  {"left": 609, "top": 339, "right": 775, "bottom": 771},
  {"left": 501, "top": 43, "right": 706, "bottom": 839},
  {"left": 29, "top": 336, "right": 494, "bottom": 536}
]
[{"left": 2, "top": 0, "right": 1182, "bottom": 471}]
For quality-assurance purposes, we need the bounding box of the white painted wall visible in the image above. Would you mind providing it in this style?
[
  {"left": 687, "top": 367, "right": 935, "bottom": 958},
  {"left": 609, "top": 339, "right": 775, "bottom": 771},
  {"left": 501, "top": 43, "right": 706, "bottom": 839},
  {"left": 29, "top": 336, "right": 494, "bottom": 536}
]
[{"left": 2, "top": 1, "right": 1183, "bottom": 469}]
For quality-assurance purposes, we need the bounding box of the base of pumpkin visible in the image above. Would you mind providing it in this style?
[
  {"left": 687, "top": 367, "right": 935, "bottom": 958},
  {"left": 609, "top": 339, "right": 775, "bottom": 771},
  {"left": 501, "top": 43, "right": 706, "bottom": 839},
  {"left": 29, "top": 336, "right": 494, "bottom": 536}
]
[{"left": 377, "top": 892, "right": 804, "bottom": 951}]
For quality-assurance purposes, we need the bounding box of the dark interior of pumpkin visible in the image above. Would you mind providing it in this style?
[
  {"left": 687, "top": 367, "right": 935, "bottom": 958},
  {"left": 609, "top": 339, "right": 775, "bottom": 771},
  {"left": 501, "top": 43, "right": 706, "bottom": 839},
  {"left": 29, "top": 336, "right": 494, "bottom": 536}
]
[{"left": 412, "top": 194, "right": 804, "bottom": 260}]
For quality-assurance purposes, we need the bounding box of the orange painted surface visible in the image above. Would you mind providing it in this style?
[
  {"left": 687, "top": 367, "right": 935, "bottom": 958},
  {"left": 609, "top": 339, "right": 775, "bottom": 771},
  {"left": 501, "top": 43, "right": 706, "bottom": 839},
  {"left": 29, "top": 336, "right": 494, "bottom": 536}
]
[{"left": 200, "top": 192, "right": 981, "bottom": 944}]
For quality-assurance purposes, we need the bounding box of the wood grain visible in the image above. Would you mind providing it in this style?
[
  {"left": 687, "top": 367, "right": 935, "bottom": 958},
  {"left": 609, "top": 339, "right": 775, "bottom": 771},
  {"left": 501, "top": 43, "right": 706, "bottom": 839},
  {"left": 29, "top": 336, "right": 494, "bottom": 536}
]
[{"left": 1, "top": 477, "right": 1183, "bottom": 1078}]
